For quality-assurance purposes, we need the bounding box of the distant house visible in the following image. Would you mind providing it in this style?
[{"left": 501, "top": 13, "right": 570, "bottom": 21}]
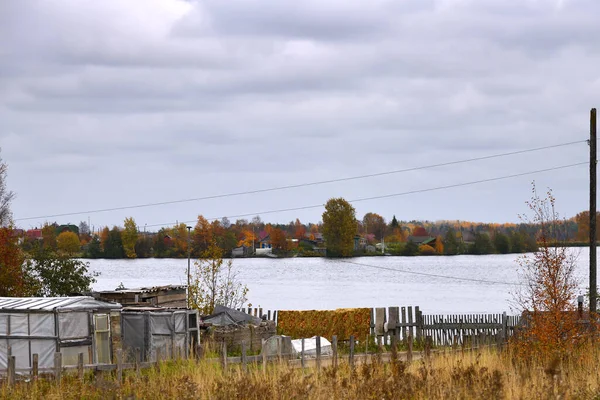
[
  {"left": 408, "top": 235, "right": 437, "bottom": 248},
  {"left": 26, "top": 228, "right": 43, "bottom": 240},
  {"left": 259, "top": 234, "right": 272, "bottom": 249},
  {"left": 232, "top": 246, "right": 252, "bottom": 258},
  {"left": 353, "top": 235, "right": 367, "bottom": 251},
  {"left": 460, "top": 231, "right": 476, "bottom": 245}
]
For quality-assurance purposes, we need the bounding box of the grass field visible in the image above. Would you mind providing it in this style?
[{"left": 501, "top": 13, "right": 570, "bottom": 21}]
[{"left": 2, "top": 343, "right": 600, "bottom": 399}]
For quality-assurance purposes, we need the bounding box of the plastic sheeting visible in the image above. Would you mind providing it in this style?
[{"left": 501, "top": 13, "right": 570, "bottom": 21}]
[
  {"left": 10, "top": 314, "right": 28, "bottom": 335},
  {"left": 0, "top": 340, "right": 7, "bottom": 369},
  {"left": 8, "top": 339, "right": 29, "bottom": 369},
  {"left": 149, "top": 314, "right": 172, "bottom": 335},
  {"left": 0, "top": 315, "right": 7, "bottom": 335},
  {"left": 59, "top": 312, "right": 89, "bottom": 339},
  {"left": 30, "top": 340, "right": 55, "bottom": 369},
  {"left": 30, "top": 313, "right": 55, "bottom": 337},
  {"left": 205, "top": 305, "right": 262, "bottom": 326},
  {"left": 291, "top": 337, "right": 333, "bottom": 357},
  {"left": 122, "top": 313, "right": 145, "bottom": 361},
  {"left": 174, "top": 313, "right": 186, "bottom": 333},
  {"left": 61, "top": 346, "right": 91, "bottom": 366}
]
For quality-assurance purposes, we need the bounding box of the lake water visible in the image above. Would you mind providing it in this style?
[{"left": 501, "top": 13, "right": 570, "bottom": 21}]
[{"left": 88, "top": 248, "right": 592, "bottom": 315}]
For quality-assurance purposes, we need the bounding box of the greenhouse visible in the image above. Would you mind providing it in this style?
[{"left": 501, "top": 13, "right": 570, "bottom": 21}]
[
  {"left": 0, "top": 297, "right": 122, "bottom": 371},
  {"left": 121, "top": 307, "right": 200, "bottom": 362}
]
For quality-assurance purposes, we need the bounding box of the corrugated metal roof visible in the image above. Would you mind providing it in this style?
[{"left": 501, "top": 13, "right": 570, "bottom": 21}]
[{"left": 0, "top": 297, "right": 122, "bottom": 311}]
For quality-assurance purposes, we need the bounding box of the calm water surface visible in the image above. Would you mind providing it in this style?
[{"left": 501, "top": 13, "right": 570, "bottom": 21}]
[{"left": 88, "top": 248, "right": 590, "bottom": 314}]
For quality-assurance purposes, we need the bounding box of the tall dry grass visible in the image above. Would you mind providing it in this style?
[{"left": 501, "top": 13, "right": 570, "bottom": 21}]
[{"left": 3, "top": 343, "right": 600, "bottom": 399}]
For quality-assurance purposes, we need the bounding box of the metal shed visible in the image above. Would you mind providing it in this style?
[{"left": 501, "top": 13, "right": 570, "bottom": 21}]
[
  {"left": 121, "top": 307, "right": 199, "bottom": 362},
  {"left": 0, "top": 297, "right": 122, "bottom": 371}
]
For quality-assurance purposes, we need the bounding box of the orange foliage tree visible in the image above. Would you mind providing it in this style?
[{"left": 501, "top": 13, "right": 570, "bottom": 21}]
[
  {"left": 0, "top": 228, "right": 28, "bottom": 296},
  {"left": 513, "top": 184, "right": 583, "bottom": 358},
  {"left": 270, "top": 228, "right": 289, "bottom": 253}
]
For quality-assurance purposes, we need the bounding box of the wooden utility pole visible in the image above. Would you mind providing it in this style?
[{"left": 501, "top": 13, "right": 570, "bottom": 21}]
[{"left": 590, "top": 108, "right": 597, "bottom": 315}]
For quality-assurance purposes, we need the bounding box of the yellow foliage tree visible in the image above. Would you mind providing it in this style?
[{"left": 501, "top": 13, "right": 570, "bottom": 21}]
[
  {"left": 435, "top": 235, "right": 444, "bottom": 254},
  {"left": 122, "top": 217, "right": 138, "bottom": 259},
  {"left": 418, "top": 244, "right": 436, "bottom": 255},
  {"left": 56, "top": 231, "right": 81, "bottom": 255}
]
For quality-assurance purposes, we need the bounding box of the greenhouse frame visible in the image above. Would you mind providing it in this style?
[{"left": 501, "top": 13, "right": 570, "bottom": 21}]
[{"left": 0, "top": 297, "right": 122, "bottom": 371}]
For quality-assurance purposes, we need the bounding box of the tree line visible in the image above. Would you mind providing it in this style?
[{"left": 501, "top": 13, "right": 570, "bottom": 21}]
[{"left": 16, "top": 197, "right": 590, "bottom": 259}]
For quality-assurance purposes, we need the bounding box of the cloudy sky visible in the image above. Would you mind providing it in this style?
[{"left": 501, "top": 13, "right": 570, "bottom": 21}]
[{"left": 1, "top": 0, "right": 598, "bottom": 231}]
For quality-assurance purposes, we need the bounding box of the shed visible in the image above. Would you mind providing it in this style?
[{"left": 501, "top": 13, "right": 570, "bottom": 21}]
[
  {"left": 121, "top": 307, "right": 199, "bottom": 362},
  {"left": 0, "top": 297, "right": 122, "bottom": 371},
  {"left": 92, "top": 285, "right": 187, "bottom": 308}
]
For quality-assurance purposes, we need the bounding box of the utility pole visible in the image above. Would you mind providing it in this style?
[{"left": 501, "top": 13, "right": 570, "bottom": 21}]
[
  {"left": 590, "top": 108, "right": 597, "bottom": 316},
  {"left": 186, "top": 225, "right": 192, "bottom": 308}
]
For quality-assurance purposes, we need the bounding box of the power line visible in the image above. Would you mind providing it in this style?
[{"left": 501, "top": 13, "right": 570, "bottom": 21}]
[
  {"left": 145, "top": 161, "right": 587, "bottom": 228},
  {"left": 337, "top": 259, "right": 519, "bottom": 286},
  {"left": 15, "top": 139, "right": 586, "bottom": 222}
]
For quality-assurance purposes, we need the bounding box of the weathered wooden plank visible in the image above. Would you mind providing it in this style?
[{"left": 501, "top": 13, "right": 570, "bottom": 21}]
[
  {"left": 32, "top": 353, "right": 39, "bottom": 379},
  {"left": 332, "top": 335, "right": 338, "bottom": 370},
  {"left": 54, "top": 352, "right": 62, "bottom": 382},
  {"left": 349, "top": 336, "right": 355, "bottom": 368},
  {"left": 316, "top": 336, "right": 322, "bottom": 372},
  {"left": 407, "top": 306, "right": 414, "bottom": 339},
  {"left": 401, "top": 307, "right": 407, "bottom": 341},
  {"left": 375, "top": 308, "right": 385, "bottom": 336}
]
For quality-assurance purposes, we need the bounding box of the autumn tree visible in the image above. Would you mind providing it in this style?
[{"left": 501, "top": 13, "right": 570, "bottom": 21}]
[
  {"left": 0, "top": 150, "right": 14, "bottom": 227},
  {"left": 122, "top": 217, "right": 138, "bottom": 258},
  {"left": 513, "top": 184, "right": 582, "bottom": 358},
  {"left": 56, "top": 231, "right": 81, "bottom": 255},
  {"left": 189, "top": 240, "right": 249, "bottom": 315},
  {"left": 294, "top": 219, "right": 306, "bottom": 239},
  {"left": 434, "top": 235, "right": 444, "bottom": 254},
  {"left": 42, "top": 223, "right": 58, "bottom": 250},
  {"left": 363, "top": 212, "right": 386, "bottom": 240},
  {"left": 322, "top": 198, "right": 357, "bottom": 257},
  {"left": 193, "top": 215, "right": 213, "bottom": 255},
  {"left": 0, "top": 228, "right": 28, "bottom": 296},
  {"left": 412, "top": 226, "right": 429, "bottom": 237},
  {"left": 270, "top": 228, "right": 289, "bottom": 253},
  {"left": 575, "top": 211, "right": 600, "bottom": 242}
]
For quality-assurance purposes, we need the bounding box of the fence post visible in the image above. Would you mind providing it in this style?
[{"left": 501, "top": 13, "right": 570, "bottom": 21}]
[
  {"left": 501, "top": 312, "right": 508, "bottom": 345},
  {"left": 332, "top": 335, "right": 338, "bottom": 370},
  {"left": 135, "top": 347, "right": 141, "bottom": 378},
  {"left": 349, "top": 335, "right": 355, "bottom": 368},
  {"left": 221, "top": 342, "right": 228, "bottom": 371},
  {"left": 32, "top": 353, "right": 39, "bottom": 380},
  {"left": 54, "top": 352, "right": 62, "bottom": 383},
  {"left": 78, "top": 352, "right": 84, "bottom": 381},
  {"left": 116, "top": 349, "right": 123, "bottom": 385},
  {"left": 391, "top": 335, "right": 398, "bottom": 362},
  {"left": 277, "top": 336, "right": 282, "bottom": 364},
  {"left": 156, "top": 347, "right": 162, "bottom": 371},
  {"left": 241, "top": 341, "right": 248, "bottom": 372},
  {"left": 425, "top": 336, "right": 432, "bottom": 360},
  {"left": 268, "top": 310, "right": 271, "bottom": 321},
  {"left": 7, "top": 355, "right": 15, "bottom": 387},
  {"left": 261, "top": 339, "right": 267, "bottom": 373},
  {"left": 407, "top": 334, "right": 413, "bottom": 363},
  {"left": 315, "top": 336, "right": 321, "bottom": 372},
  {"left": 415, "top": 307, "right": 423, "bottom": 342},
  {"left": 301, "top": 338, "right": 305, "bottom": 370}
]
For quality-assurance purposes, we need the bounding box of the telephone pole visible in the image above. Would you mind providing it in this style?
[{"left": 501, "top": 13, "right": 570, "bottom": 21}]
[{"left": 590, "top": 108, "right": 597, "bottom": 315}]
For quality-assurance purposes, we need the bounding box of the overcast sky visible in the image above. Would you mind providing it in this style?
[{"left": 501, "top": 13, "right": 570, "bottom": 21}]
[{"left": 1, "top": 0, "right": 598, "bottom": 231}]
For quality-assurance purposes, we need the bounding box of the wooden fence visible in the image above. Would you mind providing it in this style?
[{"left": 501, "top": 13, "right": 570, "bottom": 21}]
[{"left": 241, "top": 306, "right": 521, "bottom": 347}]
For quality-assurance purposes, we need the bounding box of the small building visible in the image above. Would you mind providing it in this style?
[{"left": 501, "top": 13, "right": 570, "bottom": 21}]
[
  {"left": 92, "top": 285, "right": 187, "bottom": 308},
  {"left": 407, "top": 235, "right": 437, "bottom": 247},
  {"left": 121, "top": 307, "right": 200, "bottom": 362},
  {"left": 0, "top": 297, "right": 122, "bottom": 371}
]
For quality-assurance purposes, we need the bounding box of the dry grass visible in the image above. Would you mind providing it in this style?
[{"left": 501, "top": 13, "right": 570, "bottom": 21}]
[{"left": 3, "top": 344, "right": 600, "bottom": 399}]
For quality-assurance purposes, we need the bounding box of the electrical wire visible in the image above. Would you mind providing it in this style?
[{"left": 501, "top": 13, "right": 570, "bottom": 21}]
[
  {"left": 144, "top": 161, "right": 587, "bottom": 228},
  {"left": 14, "top": 139, "right": 586, "bottom": 222},
  {"left": 337, "top": 259, "right": 520, "bottom": 286}
]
